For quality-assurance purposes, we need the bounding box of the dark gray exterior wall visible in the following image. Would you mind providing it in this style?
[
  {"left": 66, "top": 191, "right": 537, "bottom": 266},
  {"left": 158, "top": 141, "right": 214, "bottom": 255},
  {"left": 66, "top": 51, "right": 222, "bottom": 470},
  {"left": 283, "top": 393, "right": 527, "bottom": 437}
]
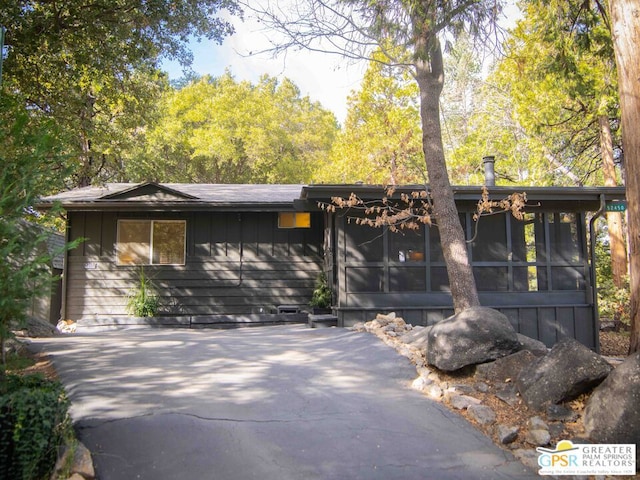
[
  {"left": 331, "top": 206, "right": 598, "bottom": 349},
  {"left": 65, "top": 210, "right": 324, "bottom": 320}
]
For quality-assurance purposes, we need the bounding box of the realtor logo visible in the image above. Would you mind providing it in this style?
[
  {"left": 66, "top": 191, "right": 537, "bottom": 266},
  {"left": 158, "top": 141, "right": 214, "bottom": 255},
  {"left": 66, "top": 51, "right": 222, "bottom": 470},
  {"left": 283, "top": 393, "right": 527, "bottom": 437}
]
[{"left": 537, "top": 440, "right": 636, "bottom": 476}]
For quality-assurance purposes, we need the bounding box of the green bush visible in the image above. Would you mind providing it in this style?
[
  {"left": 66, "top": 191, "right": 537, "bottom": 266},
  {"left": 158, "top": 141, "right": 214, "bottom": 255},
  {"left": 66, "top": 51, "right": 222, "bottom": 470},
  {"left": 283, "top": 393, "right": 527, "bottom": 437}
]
[
  {"left": 0, "top": 374, "right": 70, "bottom": 480},
  {"left": 310, "top": 272, "right": 332, "bottom": 309},
  {"left": 126, "top": 267, "right": 160, "bottom": 317}
]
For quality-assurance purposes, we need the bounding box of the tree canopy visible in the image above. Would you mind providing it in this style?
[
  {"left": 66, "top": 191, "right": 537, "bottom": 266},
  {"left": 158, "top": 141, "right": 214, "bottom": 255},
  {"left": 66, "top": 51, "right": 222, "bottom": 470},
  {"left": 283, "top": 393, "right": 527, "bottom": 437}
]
[
  {"left": 314, "top": 51, "right": 423, "bottom": 185},
  {"left": 1, "top": 0, "right": 238, "bottom": 188},
  {"left": 134, "top": 73, "right": 338, "bottom": 183}
]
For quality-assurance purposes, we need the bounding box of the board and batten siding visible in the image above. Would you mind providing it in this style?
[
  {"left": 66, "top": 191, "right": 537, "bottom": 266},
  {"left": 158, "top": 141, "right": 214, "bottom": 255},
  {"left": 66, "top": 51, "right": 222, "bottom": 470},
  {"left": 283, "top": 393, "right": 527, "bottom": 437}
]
[{"left": 65, "top": 211, "right": 324, "bottom": 320}]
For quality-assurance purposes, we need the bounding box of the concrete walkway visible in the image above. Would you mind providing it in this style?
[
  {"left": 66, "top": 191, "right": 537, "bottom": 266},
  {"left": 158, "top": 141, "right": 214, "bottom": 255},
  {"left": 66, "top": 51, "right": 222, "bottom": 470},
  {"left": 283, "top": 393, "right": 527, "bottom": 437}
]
[{"left": 29, "top": 326, "right": 538, "bottom": 479}]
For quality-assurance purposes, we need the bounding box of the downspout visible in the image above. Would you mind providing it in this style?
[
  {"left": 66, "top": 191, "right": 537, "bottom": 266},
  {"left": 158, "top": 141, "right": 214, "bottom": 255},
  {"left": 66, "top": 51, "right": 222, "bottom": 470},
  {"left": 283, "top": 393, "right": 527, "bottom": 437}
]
[
  {"left": 60, "top": 214, "right": 70, "bottom": 320},
  {"left": 588, "top": 194, "right": 606, "bottom": 352}
]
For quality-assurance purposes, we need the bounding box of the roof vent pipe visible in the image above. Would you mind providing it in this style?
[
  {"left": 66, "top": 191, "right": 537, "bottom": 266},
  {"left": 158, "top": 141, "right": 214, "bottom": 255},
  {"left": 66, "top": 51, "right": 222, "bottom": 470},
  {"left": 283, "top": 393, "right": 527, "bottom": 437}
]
[{"left": 482, "top": 156, "right": 496, "bottom": 186}]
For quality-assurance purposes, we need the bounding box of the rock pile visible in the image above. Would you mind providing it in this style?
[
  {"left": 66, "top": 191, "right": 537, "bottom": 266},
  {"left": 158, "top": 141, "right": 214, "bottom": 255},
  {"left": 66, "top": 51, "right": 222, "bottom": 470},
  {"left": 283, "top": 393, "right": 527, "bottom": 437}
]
[{"left": 352, "top": 309, "right": 640, "bottom": 474}]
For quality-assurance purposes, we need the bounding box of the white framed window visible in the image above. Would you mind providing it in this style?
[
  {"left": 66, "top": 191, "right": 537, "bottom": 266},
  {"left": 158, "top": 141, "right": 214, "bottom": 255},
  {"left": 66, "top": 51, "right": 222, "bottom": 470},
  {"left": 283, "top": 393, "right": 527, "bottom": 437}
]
[
  {"left": 278, "top": 212, "right": 311, "bottom": 229},
  {"left": 117, "top": 220, "right": 186, "bottom": 265}
]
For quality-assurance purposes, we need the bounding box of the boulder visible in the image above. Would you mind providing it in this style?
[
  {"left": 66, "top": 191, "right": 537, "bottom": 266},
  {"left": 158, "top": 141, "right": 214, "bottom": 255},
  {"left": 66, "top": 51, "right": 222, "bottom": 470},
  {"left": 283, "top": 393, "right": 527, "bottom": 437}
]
[
  {"left": 14, "top": 316, "right": 57, "bottom": 337},
  {"left": 529, "top": 416, "right": 548, "bottom": 430},
  {"left": 517, "top": 333, "right": 548, "bottom": 356},
  {"left": 374, "top": 312, "right": 396, "bottom": 326},
  {"left": 583, "top": 351, "right": 640, "bottom": 443},
  {"left": 72, "top": 441, "right": 95, "bottom": 479},
  {"left": 546, "top": 404, "right": 578, "bottom": 423},
  {"left": 526, "top": 429, "right": 551, "bottom": 447},
  {"left": 427, "top": 307, "right": 521, "bottom": 371},
  {"left": 516, "top": 338, "right": 613, "bottom": 411},
  {"left": 424, "top": 384, "right": 443, "bottom": 400},
  {"left": 475, "top": 349, "right": 537, "bottom": 384},
  {"left": 399, "top": 325, "right": 426, "bottom": 342}
]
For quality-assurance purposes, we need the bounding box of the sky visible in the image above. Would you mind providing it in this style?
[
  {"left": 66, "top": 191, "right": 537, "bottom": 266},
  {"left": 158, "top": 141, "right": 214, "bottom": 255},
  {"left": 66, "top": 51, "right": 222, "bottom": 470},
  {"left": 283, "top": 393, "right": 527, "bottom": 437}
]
[
  {"left": 161, "top": 4, "right": 522, "bottom": 124},
  {"left": 161, "top": 14, "right": 367, "bottom": 124}
]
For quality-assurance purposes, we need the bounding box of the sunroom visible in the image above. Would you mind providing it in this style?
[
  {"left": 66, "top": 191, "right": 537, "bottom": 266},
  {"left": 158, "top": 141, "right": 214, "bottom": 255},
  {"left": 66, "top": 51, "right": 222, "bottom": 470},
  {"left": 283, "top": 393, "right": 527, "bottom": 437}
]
[{"left": 302, "top": 184, "right": 626, "bottom": 349}]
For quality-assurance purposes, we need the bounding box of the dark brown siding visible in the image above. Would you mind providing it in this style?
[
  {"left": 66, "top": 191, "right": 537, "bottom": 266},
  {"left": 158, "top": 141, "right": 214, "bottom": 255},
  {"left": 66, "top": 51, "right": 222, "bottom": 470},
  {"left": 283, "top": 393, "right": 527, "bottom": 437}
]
[{"left": 65, "top": 211, "right": 324, "bottom": 320}]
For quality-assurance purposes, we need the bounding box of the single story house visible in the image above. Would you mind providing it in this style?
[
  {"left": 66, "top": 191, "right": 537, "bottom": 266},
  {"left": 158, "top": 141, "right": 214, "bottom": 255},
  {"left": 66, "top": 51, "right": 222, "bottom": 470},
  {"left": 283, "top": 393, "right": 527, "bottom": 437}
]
[{"left": 38, "top": 181, "right": 625, "bottom": 349}]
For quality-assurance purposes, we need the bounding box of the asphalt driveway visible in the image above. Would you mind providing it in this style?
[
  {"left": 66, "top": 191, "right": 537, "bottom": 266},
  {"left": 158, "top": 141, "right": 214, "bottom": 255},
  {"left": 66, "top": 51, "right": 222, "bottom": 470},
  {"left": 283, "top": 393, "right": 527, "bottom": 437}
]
[{"left": 29, "top": 325, "right": 537, "bottom": 479}]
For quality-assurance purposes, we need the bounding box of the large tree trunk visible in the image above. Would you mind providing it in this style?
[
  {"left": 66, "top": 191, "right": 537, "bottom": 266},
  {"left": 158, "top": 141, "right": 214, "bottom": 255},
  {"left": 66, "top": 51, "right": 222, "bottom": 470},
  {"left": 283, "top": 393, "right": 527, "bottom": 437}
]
[
  {"left": 415, "top": 37, "right": 480, "bottom": 313},
  {"left": 598, "top": 113, "right": 627, "bottom": 288},
  {"left": 609, "top": 0, "right": 640, "bottom": 353}
]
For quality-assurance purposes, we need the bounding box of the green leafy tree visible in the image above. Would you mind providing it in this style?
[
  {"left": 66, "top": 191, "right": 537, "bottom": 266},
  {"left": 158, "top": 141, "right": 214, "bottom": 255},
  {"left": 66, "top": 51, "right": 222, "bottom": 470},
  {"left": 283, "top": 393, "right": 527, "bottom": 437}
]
[
  {"left": 137, "top": 73, "right": 338, "bottom": 183},
  {"left": 500, "top": 1, "right": 627, "bottom": 293},
  {"left": 451, "top": 1, "right": 620, "bottom": 186},
  {"left": 449, "top": 60, "right": 600, "bottom": 186},
  {"left": 500, "top": 0, "right": 619, "bottom": 184},
  {"left": 0, "top": 0, "right": 238, "bottom": 187},
  {"left": 315, "top": 50, "right": 423, "bottom": 184},
  {"left": 0, "top": 99, "right": 76, "bottom": 365}
]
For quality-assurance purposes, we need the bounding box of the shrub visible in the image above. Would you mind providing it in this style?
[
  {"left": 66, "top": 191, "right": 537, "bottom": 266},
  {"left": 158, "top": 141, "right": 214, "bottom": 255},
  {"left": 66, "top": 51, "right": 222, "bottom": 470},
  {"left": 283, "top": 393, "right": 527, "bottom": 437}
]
[
  {"left": 126, "top": 267, "right": 160, "bottom": 317},
  {"left": 0, "top": 374, "right": 70, "bottom": 480},
  {"left": 310, "top": 273, "right": 332, "bottom": 309}
]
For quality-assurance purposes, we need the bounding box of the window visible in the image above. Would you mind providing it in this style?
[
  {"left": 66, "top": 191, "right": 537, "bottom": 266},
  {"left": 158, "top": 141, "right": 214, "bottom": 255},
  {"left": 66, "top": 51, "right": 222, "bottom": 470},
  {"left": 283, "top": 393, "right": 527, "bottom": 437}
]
[
  {"left": 278, "top": 212, "right": 311, "bottom": 228},
  {"left": 117, "top": 220, "right": 186, "bottom": 265}
]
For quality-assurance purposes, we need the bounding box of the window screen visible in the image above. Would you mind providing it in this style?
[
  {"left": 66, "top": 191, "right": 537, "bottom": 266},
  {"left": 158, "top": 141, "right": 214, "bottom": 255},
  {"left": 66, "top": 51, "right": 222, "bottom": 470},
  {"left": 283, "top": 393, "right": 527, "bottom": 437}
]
[
  {"left": 472, "top": 214, "right": 508, "bottom": 261},
  {"left": 344, "top": 220, "right": 383, "bottom": 262}
]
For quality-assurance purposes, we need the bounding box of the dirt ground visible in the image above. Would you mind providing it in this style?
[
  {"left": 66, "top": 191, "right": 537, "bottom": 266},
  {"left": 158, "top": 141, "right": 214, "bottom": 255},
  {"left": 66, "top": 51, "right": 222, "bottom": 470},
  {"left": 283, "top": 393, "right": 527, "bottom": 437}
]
[{"left": 599, "top": 330, "right": 631, "bottom": 357}]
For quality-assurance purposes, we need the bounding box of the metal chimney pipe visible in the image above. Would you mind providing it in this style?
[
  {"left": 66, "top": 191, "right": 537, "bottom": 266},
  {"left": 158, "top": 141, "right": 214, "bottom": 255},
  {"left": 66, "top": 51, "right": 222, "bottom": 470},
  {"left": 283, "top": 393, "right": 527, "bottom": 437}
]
[{"left": 483, "top": 156, "right": 496, "bottom": 186}]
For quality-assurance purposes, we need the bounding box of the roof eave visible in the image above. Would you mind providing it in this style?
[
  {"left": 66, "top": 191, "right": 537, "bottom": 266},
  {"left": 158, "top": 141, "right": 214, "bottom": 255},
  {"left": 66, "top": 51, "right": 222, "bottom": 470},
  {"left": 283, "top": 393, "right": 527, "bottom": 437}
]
[{"left": 36, "top": 200, "right": 299, "bottom": 212}]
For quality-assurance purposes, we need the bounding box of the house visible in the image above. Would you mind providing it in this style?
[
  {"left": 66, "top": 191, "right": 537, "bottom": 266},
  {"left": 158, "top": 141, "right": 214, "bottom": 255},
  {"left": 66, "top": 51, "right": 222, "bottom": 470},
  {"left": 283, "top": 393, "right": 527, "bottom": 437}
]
[{"left": 38, "top": 181, "right": 625, "bottom": 349}]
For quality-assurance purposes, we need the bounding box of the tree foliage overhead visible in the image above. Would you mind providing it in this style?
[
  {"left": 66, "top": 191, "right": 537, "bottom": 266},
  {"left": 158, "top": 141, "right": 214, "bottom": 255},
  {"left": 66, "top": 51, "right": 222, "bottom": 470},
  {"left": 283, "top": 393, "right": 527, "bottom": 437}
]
[
  {"left": 2, "top": 0, "right": 238, "bottom": 94},
  {"left": 315, "top": 50, "right": 424, "bottom": 185},
  {"left": 500, "top": 0, "right": 619, "bottom": 185},
  {"left": 440, "top": 31, "right": 484, "bottom": 180},
  {"left": 135, "top": 73, "right": 338, "bottom": 183},
  {"left": 1, "top": 0, "right": 239, "bottom": 187},
  {"left": 446, "top": 0, "right": 621, "bottom": 187}
]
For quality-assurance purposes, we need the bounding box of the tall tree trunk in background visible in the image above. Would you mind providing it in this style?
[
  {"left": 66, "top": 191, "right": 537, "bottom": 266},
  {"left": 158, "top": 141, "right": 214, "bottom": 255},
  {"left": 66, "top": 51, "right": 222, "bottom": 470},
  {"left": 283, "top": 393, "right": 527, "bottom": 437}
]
[
  {"left": 76, "top": 91, "right": 97, "bottom": 188},
  {"left": 598, "top": 113, "right": 627, "bottom": 287},
  {"left": 414, "top": 35, "right": 480, "bottom": 313},
  {"left": 609, "top": 0, "right": 640, "bottom": 353}
]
